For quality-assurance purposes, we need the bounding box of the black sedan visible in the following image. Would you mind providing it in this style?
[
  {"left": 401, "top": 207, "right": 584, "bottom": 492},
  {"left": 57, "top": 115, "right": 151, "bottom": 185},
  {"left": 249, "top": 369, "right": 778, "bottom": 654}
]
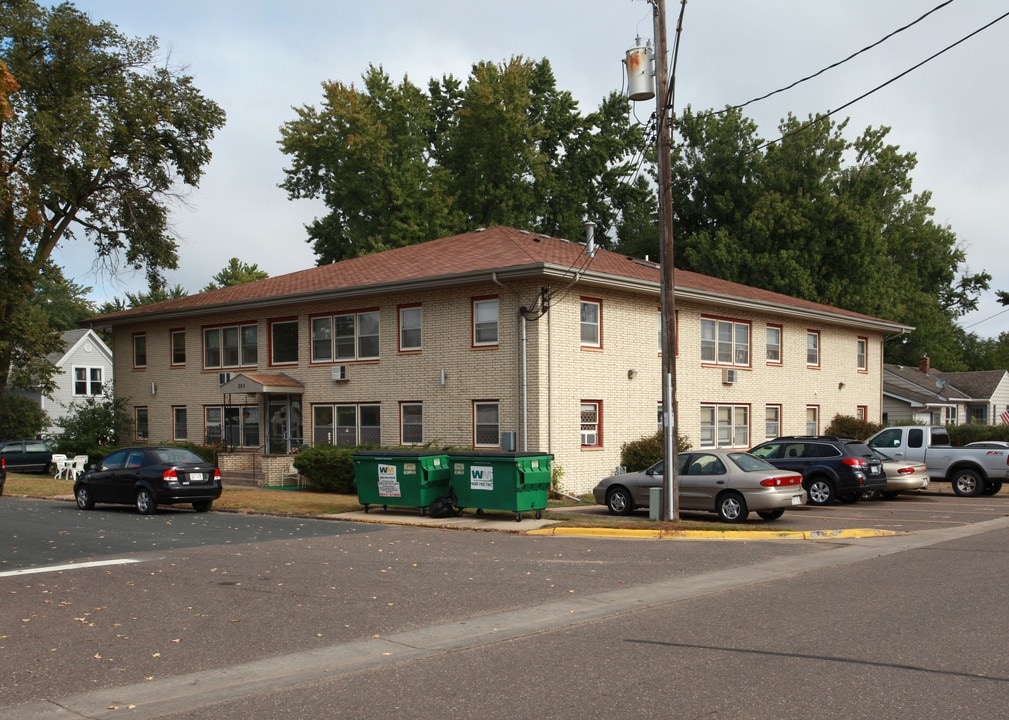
[{"left": 74, "top": 446, "right": 222, "bottom": 514}]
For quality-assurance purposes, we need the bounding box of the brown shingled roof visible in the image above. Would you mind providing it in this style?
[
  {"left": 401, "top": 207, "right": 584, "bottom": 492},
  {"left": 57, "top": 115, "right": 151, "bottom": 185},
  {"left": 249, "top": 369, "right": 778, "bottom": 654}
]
[{"left": 91, "top": 226, "right": 907, "bottom": 329}]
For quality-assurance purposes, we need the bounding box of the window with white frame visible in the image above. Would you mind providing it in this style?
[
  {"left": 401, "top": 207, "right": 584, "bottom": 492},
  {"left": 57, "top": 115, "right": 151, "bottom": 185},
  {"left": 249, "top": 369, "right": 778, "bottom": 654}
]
[
  {"left": 701, "top": 317, "right": 749, "bottom": 366},
  {"left": 173, "top": 407, "right": 188, "bottom": 441},
  {"left": 73, "top": 367, "right": 103, "bottom": 396},
  {"left": 171, "top": 330, "right": 186, "bottom": 366},
  {"left": 401, "top": 402, "right": 423, "bottom": 444},
  {"left": 271, "top": 319, "right": 299, "bottom": 364},
  {"left": 204, "top": 323, "right": 258, "bottom": 369},
  {"left": 806, "top": 330, "right": 820, "bottom": 367},
  {"left": 580, "top": 299, "right": 601, "bottom": 348},
  {"left": 806, "top": 405, "right": 819, "bottom": 434},
  {"left": 700, "top": 404, "right": 749, "bottom": 448},
  {"left": 765, "top": 405, "right": 781, "bottom": 439},
  {"left": 310, "top": 404, "right": 381, "bottom": 446},
  {"left": 312, "top": 311, "right": 380, "bottom": 362},
  {"left": 135, "top": 407, "right": 149, "bottom": 440},
  {"left": 474, "top": 401, "right": 500, "bottom": 446},
  {"left": 133, "top": 334, "right": 147, "bottom": 369},
  {"left": 766, "top": 325, "right": 782, "bottom": 364},
  {"left": 856, "top": 405, "right": 867, "bottom": 422},
  {"left": 856, "top": 336, "right": 868, "bottom": 371},
  {"left": 203, "top": 405, "right": 258, "bottom": 447},
  {"left": 473, "top": 298, "right": 499, "bottom": 347},
  {"left": 580, "top": 401, "right": 601, "bottom": 447},
  {"left": 399, "top": 306, "right": 422, "bottom": 351}
]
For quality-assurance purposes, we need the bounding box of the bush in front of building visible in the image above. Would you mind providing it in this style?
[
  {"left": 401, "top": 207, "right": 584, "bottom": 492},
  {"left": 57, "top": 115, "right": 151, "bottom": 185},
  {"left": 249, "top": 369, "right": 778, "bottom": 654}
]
[
  {"left": 293, "top": 444, "right": 360, "bottom": 493},
  {"left": 946, "top": 423, "right": 1009, "bottom": 445},
  {"left": 620, "top": 430, "right": 691, "bottom": 472},
  {"left": 0, "top": 394, "right": 49, "bottom": 439},
  {"left": 54, "top": 389, "right": 133, "bottom": 458},
  {"left": 825, "top": 414, "right": 884, "bottom": 441}
]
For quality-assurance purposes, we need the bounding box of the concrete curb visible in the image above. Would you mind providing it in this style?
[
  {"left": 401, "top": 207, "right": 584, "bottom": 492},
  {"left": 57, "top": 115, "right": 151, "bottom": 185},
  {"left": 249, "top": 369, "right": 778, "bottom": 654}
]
[{"left": 525, "top": 526, "right": 905, "bottom": 540}]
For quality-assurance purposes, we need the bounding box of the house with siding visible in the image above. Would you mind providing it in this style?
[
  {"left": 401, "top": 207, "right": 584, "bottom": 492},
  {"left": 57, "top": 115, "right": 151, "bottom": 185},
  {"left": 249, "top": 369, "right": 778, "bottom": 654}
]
[
  {"left": 11, "top": 329, "right": 114, "bottom": 437},
  {"left": 89, "top": 226, "right": 911, "bottom": 493},
  {"left": 883, "top": 356, "right": 1009, "bottom": 425}
]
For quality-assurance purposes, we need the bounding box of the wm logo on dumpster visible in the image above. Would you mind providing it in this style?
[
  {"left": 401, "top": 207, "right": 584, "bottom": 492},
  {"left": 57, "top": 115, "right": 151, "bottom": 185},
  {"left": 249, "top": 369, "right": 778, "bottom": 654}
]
[{"left": 470, "top": 465, "right": 494, "bottom": 490}]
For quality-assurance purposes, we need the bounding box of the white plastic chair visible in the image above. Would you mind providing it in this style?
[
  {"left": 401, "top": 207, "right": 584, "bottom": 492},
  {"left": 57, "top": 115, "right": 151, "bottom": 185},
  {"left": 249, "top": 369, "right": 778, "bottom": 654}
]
[
  {"left": 281, "top": 463, "right": 304, "bottom": 487},
  {"left": 51, "top": 454, "right": 69, "bottom": 479},
  {"left": 69, "top": 455, "right": 89, "bottom": 479}
]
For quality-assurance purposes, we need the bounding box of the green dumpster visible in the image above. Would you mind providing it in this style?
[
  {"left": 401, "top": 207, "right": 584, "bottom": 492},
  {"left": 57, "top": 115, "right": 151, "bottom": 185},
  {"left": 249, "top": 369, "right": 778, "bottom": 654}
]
[
  {"left": 448, "top": 451, "right": 553, "bottom": 521},
  {"left": 352, "top": 450, "right": 450, "bottom": 515}
]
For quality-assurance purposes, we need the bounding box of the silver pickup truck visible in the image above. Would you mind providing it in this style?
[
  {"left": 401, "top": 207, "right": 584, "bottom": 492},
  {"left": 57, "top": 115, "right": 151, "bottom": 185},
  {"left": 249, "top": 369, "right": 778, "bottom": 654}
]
[{"left": 866, "top": 426, "right": 1009, "bottom": 497}]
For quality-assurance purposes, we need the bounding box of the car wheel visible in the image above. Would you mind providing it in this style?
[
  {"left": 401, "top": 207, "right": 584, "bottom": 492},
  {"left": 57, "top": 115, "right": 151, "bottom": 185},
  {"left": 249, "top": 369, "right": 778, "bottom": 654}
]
[
  {"left": 192, "top": 500, "right": 213, "bottom": 512},
  {"left": 805, "top": 477, "right": 835, "bottom": 506},
  {"left": 605, "top": 486, "right": 635, "bottom": 515},
  {"left": 135, "top": 487, "right": 157, "bottom": 515},
  {"left": 74, "top": 485, "right": 94, "bottom": 510},
  {"left": 717, "top": 492, "right": 747, "bottom": 523},
  {"left": 984, "top": 479, "right": 1003, "bottom": 495},
  {"left": 757, "top": 508, "right": 785, "bottom": 521},
  {"left": 951, "top": 469, "right": 983, "bottom": 497}
]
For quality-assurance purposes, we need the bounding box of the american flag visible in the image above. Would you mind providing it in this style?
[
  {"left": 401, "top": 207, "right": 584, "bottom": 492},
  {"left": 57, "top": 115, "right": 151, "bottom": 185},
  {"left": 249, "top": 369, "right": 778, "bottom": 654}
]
[{"left": 1001, "top": 410, "right": 1009, "bottom": 426}]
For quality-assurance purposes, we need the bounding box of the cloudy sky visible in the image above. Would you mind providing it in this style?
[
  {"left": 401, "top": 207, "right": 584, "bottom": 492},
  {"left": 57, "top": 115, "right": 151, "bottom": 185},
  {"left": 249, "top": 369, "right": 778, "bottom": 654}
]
[{"left": 51, "top": 1, "right": 1009, "bottom": 339}]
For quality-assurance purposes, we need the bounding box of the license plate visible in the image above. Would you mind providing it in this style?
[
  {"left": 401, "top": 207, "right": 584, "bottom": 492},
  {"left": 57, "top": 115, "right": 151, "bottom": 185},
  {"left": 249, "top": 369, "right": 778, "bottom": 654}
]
[
  {"left": 189, "top": 472, "right": 204, "bottom": 482},
  {"left": 870, "top": 463, "right": 881, "bottom": 474},
  {"left": 791, "top": 495, "right": 803, "bottom": 505}
]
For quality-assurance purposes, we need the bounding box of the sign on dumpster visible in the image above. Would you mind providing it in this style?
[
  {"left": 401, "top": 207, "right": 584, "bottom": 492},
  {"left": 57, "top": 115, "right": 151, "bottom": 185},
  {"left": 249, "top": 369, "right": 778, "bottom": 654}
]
[
  {"left": 469, "top": 465, "right": 494, "bottom": 490},
  {"left": 377, "top": 463, "right": 402, "bottom": 497}
]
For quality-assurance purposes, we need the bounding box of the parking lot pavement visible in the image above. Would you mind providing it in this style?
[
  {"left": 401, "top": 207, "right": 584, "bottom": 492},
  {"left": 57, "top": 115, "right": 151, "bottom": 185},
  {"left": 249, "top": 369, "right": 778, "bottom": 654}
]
[{"left": 330, "top": 488, "right": 1008, "bottom": 538}]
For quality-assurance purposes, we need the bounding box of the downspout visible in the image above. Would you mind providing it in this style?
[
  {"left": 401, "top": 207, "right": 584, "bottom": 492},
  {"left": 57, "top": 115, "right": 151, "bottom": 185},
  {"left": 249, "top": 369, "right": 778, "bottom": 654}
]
[{"left": 492, "top": 273, "right": 526, "bottom": 450}]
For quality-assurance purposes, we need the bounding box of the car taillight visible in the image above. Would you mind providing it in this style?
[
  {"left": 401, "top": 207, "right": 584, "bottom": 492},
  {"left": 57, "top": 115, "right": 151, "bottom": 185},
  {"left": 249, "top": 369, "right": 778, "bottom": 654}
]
[
  {"left": 162, "top": 468, "right": 178, "bottom": 481},
  {"left": 842, "top": 457, "right": 867, "bottom": 468},
  {"left": 1, "top": 457, "right": 5, "bottom": 469},
  {"left": 213, "top": 469, "right": 221, "bottom": 481},
  {"left": 761, "top": 474, "right": 803, "bottom": 487},
  {"left": 896, "top": 467, "right": 915, "bottom": 475}
]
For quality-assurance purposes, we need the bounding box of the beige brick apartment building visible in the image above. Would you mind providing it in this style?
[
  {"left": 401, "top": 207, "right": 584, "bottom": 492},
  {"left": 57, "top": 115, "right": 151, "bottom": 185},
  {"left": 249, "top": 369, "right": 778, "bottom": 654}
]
[{"left": 91, "top": 226, "right": 912, "bottom": 493}]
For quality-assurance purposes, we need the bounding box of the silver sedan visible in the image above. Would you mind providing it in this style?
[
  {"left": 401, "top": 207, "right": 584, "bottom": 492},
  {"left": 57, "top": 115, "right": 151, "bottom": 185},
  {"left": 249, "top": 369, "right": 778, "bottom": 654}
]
[
  {"left": 862, "top": 449, "right": 929, "bottom": 499},
  {"left": 592, "top": 449, "right": 807, "bottom": 522}
]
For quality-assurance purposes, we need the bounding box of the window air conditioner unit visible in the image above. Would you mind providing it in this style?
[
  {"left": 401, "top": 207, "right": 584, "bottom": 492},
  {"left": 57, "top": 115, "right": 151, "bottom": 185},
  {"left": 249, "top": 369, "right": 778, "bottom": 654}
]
[
  {"left": 218, "top": 372, "right": 232, "bottom": 385},
  {"left": 331, "top": 365, "right": 348, "bottom": 381},
  {"left": 722, "top": 368, "right": 738, "bottom": 385}
]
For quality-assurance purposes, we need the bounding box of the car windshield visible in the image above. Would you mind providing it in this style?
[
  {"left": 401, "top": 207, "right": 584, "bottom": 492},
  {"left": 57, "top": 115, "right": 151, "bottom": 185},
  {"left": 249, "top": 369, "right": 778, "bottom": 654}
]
[
  {"left": 727, "top": 452, "right": 777, "bottom": 472},
  {"left": 844, "top": 441, "right": 875, "bottom": 458},
  {"left": 153, "top": 448, "right": 205, "bottom": 465}
]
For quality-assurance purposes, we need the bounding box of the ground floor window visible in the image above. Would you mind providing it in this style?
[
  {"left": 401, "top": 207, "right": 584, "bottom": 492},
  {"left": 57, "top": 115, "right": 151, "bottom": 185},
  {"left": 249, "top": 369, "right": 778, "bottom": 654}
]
[
  {"left": 474, "top": 401, "right": 500, "bottom": 447},
  {"left": 401, "top": 402, "right": 423, "bottom": 445},
  {"left": 205, "top": 405, "right": 259, "bottom": 448},
  {"left": 765, "top": 405, "right": 780, "bottom": 439},
  {"left": 581, "top": 401, "right": 601, "bottom": 447},
  {"left": 806, "top": 405, "right": 819, "bottom": 435},
  {"left": 313, "top": 403, "right": 381, "bottom": 447},
  {"left": 135, "top": 407, "right": 149, "bottom": 440},
  {"left": 700, "top": 404, "right": 749, "bottom": 448},
  {"left": 173, "top": 407, "right": 188, "bottom": 441}
]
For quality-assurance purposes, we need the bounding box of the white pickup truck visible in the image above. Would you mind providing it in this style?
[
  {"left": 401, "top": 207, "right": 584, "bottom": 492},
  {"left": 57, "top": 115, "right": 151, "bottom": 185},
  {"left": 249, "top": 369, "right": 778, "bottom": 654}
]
[{"left": 866, "top": 426, "right": 1009, "bottom": 497}]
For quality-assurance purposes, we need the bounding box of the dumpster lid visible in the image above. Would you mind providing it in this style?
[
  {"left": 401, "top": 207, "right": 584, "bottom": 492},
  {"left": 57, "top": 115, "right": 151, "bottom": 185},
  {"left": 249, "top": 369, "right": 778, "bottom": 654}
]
[
  {"left": 446, "top": 451, "right": 553, "bottom": 459},
  {"left": 352, "top": 450, "right": 448, "bottom": 458}
]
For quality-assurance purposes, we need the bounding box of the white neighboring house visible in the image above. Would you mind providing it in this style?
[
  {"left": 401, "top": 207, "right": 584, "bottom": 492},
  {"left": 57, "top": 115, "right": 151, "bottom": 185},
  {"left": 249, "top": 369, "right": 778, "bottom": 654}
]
[{"left": 12, "top": 329, "right": 114, "bottom": 437}]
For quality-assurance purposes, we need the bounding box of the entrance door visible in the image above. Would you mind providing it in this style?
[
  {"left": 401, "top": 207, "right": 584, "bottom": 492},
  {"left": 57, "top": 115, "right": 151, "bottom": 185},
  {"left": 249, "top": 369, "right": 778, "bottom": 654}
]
[{"left": 267, "top": 396, "right": 303, "bottom": 454}]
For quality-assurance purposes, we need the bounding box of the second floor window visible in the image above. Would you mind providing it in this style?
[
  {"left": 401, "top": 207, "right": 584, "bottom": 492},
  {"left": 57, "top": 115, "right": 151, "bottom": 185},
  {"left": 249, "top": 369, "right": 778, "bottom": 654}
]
[
  {"left": 473, "top": 298, "right": 499, "bottom": 347},
  {"left": 133, "top": 334, "right": 147, "bottom": 368},
  {"left": 204, "top": 323, "right": 257, "bottom": 369},
  {"left": 171, "top": 330, "right": 186, "bottom": 366},
  {"left": 701, "top": 318, "right": 749, "bottom": 366},
  {"left": 580, "top": 299, "right": 601, "bottom": 348},
  {"left": 857, "top": 337, "right": 868, "bottom": 371},
  {"left": 271, "top": 319, "right": 299, "bottom": 364},
  {"left": 312, "top": 311, "right": 380, "bottom": 361},
  {"left": 399, "top": 306, "right": 422, "bottom": 351},
  {"left": 766, "top": 325, "right": 781, "bottom": 364},
  {"left": 807, "top": 330, "right": 820, "bottom": 367},
  {"left": 74, "top": 367, "right": 103, "bottom": 396}
]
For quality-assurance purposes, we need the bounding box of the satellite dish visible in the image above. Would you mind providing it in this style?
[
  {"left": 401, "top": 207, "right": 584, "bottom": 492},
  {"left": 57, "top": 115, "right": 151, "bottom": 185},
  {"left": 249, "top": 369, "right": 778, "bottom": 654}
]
[{"left": 936, "top": 378, "right": 948, "bottom": 390}]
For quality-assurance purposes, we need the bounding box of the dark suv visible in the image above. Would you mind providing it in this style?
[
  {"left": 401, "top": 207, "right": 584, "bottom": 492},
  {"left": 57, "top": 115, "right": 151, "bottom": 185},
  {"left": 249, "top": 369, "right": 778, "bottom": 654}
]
[{"left": 748, "top": 436, "right": 886, "bottom": 506}]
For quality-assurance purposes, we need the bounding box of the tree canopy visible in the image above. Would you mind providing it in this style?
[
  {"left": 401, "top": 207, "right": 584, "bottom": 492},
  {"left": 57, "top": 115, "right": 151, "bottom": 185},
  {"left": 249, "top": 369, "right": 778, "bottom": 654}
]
[
  {"left": 279, "top": 58, "right": 649, "bottom": 263},
  {"left": 202, "top": 257, "right": 269, "bottom": 292},
  {"left": 0, "top": 0, "right": 225, "bottom": 397},
  {"left": 637, "top": 107, "right": 990, "bottom": 370}
]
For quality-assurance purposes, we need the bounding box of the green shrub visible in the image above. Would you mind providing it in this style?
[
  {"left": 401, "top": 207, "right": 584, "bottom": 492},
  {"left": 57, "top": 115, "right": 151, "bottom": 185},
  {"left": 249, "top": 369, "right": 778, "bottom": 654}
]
[
  {"left": 0, "top": 394, "right": 49, "bottom": 439},
  {"left": 946, "top": 423, "right": 1009, "bottom": 445},
  {"left": 825, "top": 414, "right": 884, "bottom": 441},
  {"left": 54, "top": 388, "right": 133, "bottom": 457},
  {"left": 293, "top": 444, "right": 362, "bottom": 493},
  {"left": 620, "top": 430, "right": 691, "bottom": 472}
]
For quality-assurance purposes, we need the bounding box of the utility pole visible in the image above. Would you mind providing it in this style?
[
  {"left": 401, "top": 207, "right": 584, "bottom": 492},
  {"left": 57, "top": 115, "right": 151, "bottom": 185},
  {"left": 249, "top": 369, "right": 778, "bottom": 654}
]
[
  {"left": 652, "top": 0, "right": 678, "bottom": 521},
  {"left": 625, "top": 0, "right": 679, "bottom": 521}
]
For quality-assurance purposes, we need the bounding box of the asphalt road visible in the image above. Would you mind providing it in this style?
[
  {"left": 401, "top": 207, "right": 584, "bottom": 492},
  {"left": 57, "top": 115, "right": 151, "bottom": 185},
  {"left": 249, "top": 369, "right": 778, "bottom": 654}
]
[{"left": 2, "top": 492, "right": 1009, "bottom": 719}]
